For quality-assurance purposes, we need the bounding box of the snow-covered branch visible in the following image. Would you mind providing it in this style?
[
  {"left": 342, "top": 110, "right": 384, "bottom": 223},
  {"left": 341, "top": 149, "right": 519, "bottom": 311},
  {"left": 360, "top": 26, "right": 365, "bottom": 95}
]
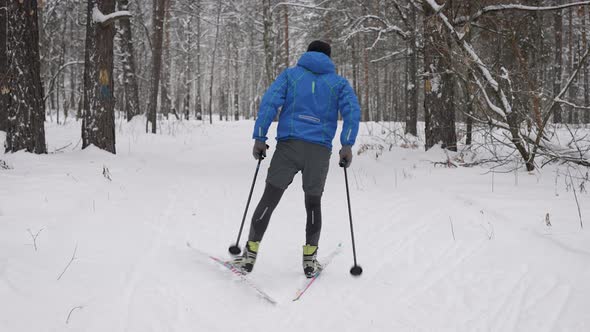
[
  {"left": 391, "top": 0, "right": 409, "bottom": 26},
  {"left": 370, "top": 49, "right": 406, "bottom": 63},
  {"left": 343, "top": 15, "right": 409, "bottom": 45},
  {"left": 553, "top": 48, "right": 590, "bottom": 106},
  {"left": 271, "top": 2, "right": 342, "bottom": 12},
  {"left": 455, "top": 1, "right": 590, "bottom": 25},
  {"left": 555, "top": 98, "right": 590, "bottom": 110},
  {"left": 424, "top": 0, "right": 444, "bottom": 13},
  {"left": 472, "top": 74, "right": 506, "bottom": 119},
  {"left": 43, "top": 61, "right": 85, "bottom": 102},
  {"left": 429, "top": 4, "right": 513, "bottom": 116},
  {"left": 92, "top": 6, "right": 131, "bottom": 26}
]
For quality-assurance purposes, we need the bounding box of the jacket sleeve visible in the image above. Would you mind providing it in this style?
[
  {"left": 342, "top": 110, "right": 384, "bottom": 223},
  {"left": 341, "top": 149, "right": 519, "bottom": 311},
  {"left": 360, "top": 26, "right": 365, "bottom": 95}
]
[
  {"left": 252, "top": 70, "right": 289, "bottom": 142},
  {"left": 338, "top": 78, "right": 361, "bottom": 146}
]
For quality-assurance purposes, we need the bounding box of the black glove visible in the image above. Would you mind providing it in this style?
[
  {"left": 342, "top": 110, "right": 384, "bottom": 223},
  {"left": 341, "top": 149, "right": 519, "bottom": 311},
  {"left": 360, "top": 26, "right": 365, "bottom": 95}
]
[
  {"left": 253, "top": 140, "right": 269, "bottom": 160},
  {"left": 339, "top": 145, "right": 353, "bottom": 168}
]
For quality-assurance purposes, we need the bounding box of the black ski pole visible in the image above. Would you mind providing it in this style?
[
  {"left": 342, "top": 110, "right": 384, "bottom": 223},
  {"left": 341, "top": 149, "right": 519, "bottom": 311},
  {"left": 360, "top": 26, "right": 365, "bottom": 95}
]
[
  {"left": 228, "top": 155, "right": 264, "bottom": 255},
  {"left": 340, "top": 161, "right": 363, "bottom": 276}
]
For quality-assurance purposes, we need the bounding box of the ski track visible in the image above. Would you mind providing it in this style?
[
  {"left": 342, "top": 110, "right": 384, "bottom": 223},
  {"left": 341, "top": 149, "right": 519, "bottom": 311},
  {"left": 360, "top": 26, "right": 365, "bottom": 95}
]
[
  {"left": 2, "top": 120, "right": 590, "bottom": 331},
  {"left": 120, "top": 181, "right": 182, "bottom": 331}
]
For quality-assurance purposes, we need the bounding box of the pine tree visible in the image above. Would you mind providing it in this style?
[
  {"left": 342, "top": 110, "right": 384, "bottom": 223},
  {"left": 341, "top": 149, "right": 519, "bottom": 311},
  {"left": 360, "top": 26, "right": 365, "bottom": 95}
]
[
  {"left": 82, "top": 0, "right": 130, "bottom": 153},
  {"left": 4, "top": 0, "right": 46, "bottom": 154}
]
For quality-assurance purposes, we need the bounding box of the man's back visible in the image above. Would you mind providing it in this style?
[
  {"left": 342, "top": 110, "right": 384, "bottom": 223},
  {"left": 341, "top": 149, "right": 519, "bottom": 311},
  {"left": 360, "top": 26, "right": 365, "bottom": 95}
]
[{"left": 253, "top": 51, "right": 360, "bottom": 150}]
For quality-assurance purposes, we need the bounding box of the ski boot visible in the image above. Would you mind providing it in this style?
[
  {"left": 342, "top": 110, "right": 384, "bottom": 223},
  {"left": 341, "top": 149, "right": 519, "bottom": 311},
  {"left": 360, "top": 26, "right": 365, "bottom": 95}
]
[
  {"left": 303, "top": 244, "right": 322, "bottom": 278},
  {"left": 230, "top": 241, "right": 259, "bottom": 274}
]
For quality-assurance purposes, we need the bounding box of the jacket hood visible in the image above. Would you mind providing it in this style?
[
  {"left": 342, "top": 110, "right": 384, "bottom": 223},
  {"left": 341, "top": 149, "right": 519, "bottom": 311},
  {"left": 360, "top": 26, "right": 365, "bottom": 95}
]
[{"left": 297, "top": 52, "right": 336, "bottom": 74}]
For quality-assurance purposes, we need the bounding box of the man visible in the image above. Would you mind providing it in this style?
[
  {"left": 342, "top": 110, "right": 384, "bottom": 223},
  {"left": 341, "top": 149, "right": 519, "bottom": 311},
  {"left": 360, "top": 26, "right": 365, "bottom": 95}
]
[{"left": 232, "top": 40, "right": 361, "bottom": 278}]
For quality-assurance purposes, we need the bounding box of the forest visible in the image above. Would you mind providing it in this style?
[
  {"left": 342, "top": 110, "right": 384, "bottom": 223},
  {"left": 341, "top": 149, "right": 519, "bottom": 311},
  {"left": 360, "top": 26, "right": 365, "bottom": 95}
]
[
  {"left": 3, "top": 1, "right": 590, "bottom": 330},
  {"left": 2, "top": 0, "right": 590, "bottom": 171}
]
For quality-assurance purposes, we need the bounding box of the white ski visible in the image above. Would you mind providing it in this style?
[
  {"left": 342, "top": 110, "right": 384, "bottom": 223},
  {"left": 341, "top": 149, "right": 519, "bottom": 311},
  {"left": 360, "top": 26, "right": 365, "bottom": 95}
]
[
  {"left": 187, "top": 242, "right": 277, "bottom": 305},
  {"left": 293, "top": 243, "right": 343, "bottom": 301}
]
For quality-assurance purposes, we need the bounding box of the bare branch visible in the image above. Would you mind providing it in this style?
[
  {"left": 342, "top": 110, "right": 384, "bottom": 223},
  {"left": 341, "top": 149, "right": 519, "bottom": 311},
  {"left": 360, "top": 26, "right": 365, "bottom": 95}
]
[
  {"left": 43, "top": 61, "right": 85, "bottom": 102},
  {"left": 568, "top": 168, "right": 584, "bottom": 229},
  {"left": 57, "top": 244, "right": 78, "bottom": 281},
  {"left": 455, "top": 1, "right": 590, "bottom": 25},
  {"left": 343, "top": 15, "right": 409, "bottom": 44},
  {"left": 27, "top": 228, "right": 44, "bottom": 251},
  {"left": 271, "top": 1, "right": 343, "bottom": 13},
  {"left": 532, "top": 47, "right": 590, "bottom": 154},
  {"left": 66, "top": 306, "right": 84, "bottom": 324},
  {"left": 555, "top": 98, "right": 590, "bottom": 110},
  {"left": 370, "top": 49, "right": 407, "bottom": 63},
  {"left": 391, "top": 0, "right": 409, "bottom": 26}
]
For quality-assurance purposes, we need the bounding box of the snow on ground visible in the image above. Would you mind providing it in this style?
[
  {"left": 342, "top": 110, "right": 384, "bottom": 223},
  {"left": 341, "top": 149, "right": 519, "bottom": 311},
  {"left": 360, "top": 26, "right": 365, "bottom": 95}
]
[{"left": 1, "top": 117, "right": 590, "bottom": 332}]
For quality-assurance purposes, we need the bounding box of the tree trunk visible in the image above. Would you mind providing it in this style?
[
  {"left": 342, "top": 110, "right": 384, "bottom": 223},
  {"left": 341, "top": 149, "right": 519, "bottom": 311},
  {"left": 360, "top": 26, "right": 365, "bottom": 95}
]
[
  {"left": 0, "top": 0, "right": 8, "bottom": 132},
  {"left": 423, "top": 0, "right": 457, "bottom": 152},
  {"left": 232, "top": 22, "right": 240, "bottom": 121},
  {"left": 262, "top": 0, "right": 273, "bottom": 87},
  {"left": 363, "top": 48, "right": 370, "bottom": 122},
  {"left": 160, "top": 0, "right": 172, "bottom": 118},
  {"left": 57, "top": 20, "right": 68, "bottom": 125},
  {"left": 184, "top": 8, "right": 193, "bottom": 121},
  {"left": 584, "top": 6, "right": 590, "bottom": 124},
  {"left": 248, "top": 13, "right": 256, "bottom": 120},
  {"left": 68, "top": 16, "right": 77, "bottom": 123},
  {"left": 362, "top": 32, "right": 370, "bottom": 122},
  {"left": 118, "top": 0, "right": 140, "bottom": 122},
  {"left": 284, "top": 7, "right": 289, "bottom": 69},
  {"left": 464, "top": 1, "right": 474, "bottom": 146},
  {"left": 405, "top": 3, "right": 418, "bottom": 136},
  {"left": 82, "top": 0, "right": 121, "bottom": 153},
  {"left": 552, "top": 0, "right": 564, "bottom": 124},
  {"left": 194, "top": 0, "right": 202, "bottom": 120},
  {"left": 352, "top": 35, "right": 358, "bottom": 108},
  {"left": 567, "top": 8, "right": 576, "bottom": 124},
  {"left": 207, "top": 0, "right": 222, "bottom": 124},
  {"left": 5, "top": 0, "right": 47, "bottom": 154},
  {"left": 146, "top": 0, "right": 166, "bottom": 133}
]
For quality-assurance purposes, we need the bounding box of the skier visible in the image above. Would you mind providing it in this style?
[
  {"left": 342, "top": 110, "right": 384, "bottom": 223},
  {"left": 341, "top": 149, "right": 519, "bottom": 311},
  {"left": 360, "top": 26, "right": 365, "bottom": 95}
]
[{"left": 232, "top": 40, "right": 361, "bottom": 278}]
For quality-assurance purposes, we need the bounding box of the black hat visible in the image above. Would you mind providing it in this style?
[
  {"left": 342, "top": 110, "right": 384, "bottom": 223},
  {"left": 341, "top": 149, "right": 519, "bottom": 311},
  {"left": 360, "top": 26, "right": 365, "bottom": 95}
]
[{"left": 307, "top": 40, "right": 331, "bottom": 58}]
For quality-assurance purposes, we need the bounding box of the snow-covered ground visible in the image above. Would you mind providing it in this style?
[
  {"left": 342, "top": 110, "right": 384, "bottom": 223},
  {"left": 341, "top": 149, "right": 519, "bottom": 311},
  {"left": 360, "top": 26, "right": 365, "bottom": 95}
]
[{"left": 1, "top": 117, "right": 590, "bottom": 332}]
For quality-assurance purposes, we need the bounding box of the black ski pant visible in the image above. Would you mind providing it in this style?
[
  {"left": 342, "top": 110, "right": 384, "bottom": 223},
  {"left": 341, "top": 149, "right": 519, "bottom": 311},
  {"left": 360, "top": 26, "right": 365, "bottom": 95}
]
[
  {"left": 247, "top": 140, "right": 330, "bottom": 247},
  {"left": 247, "top": 183, "right": 323, "bottom": 246}
]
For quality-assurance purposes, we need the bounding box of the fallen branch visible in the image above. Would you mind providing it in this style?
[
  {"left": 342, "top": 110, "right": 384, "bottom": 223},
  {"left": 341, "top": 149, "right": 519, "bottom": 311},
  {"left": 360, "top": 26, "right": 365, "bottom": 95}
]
[
  {"left": 57, "top": 244, "right": 78, "bottom": 281},
  {"left": 52, "top": 143, "right": 73, "bottom": 154},
  {"left": 568, "top": 168, "right": 584, "bottom": 229},
  {"left": 0, "top": 160, "right": 12, "bottom": 170},
  {"left": 449, "top": 217, "right": 456, "bottom": 241},
  {"left": 66, "top": 305, "right": 84, "bottom": 324},
  {"left": 27, "top": 228, "right": 44, "bottom": 251}
]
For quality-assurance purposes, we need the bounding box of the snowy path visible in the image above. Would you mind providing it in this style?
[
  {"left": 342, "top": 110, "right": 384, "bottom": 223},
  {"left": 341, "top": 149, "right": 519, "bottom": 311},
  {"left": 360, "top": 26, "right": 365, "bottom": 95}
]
[{"left": 1, "top": 119, "right": 589, "bottom": 331}]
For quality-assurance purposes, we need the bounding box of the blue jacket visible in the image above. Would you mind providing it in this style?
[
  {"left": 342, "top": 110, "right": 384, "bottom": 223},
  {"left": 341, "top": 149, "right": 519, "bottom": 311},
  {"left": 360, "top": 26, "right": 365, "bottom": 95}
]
[{"left": 252, "top": 52, "right": 361, "bottom": 149}]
